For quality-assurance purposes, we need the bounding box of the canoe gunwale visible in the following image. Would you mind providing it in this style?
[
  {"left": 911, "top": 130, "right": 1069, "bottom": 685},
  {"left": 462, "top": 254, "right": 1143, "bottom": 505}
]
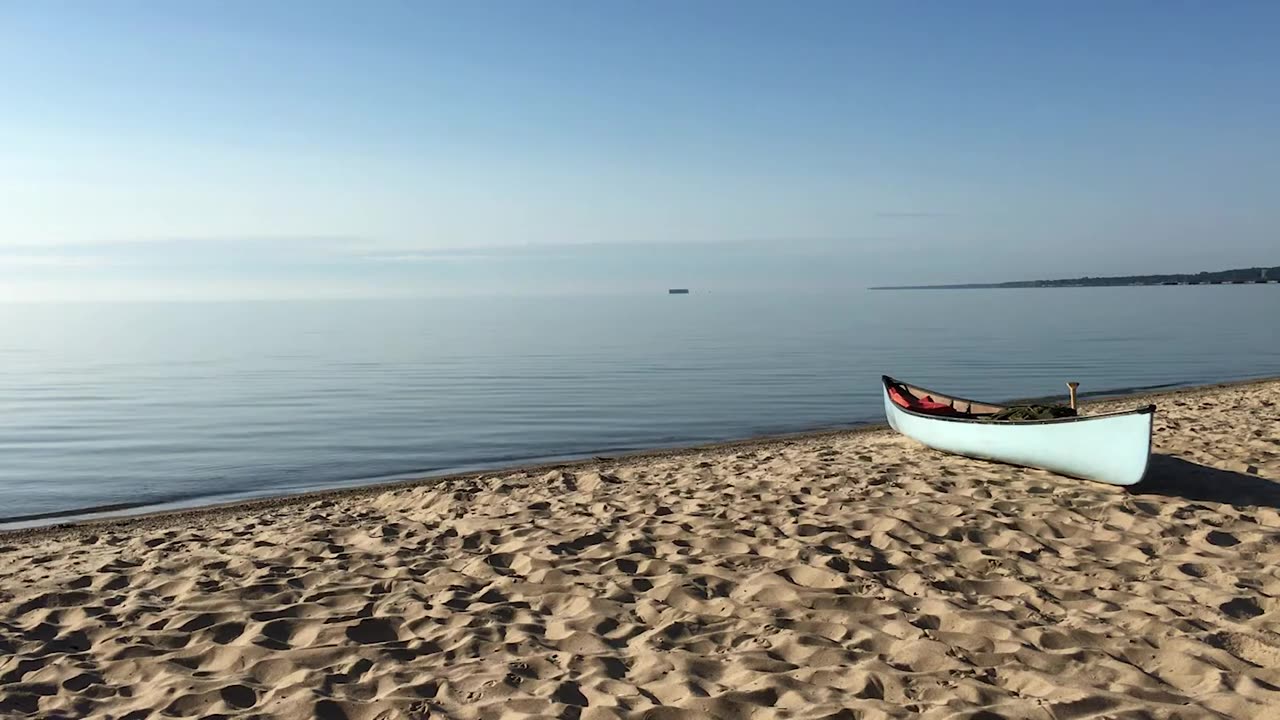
[{"left": 882, "top": 375, "right": 1156, "bottom": 426}]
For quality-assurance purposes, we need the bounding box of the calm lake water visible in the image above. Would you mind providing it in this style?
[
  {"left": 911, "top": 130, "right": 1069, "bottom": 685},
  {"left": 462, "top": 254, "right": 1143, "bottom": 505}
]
[{"left": 2, "top": 287, "right": 1278, "bottom": 526}]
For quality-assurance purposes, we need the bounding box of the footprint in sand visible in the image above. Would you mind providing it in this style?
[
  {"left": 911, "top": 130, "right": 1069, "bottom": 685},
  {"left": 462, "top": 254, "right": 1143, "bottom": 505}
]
[
  {"left": 218, "top": 684, "right": 257, "bottom": 709},
  {"left": 1220, "top": 597, "right": 1265, "bottom": 621},
  {"left": 346, "top": 617, "right": 402, "bottom": 644}
]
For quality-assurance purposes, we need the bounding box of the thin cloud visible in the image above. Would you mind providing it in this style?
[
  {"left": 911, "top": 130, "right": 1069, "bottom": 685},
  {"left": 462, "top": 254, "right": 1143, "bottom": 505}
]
[
  {"left": 0, "top": 237, "right": 369, "bottom": 267},
  {"left": 0, "top": 254, "right": 115, "bottom": 268},
  {"left": 1, "top": 235, "right": 902, "bottom": 271},
  {"left": 0, "top": 236, "right": 364, "bottom": 251},
  {"left": 362, "top": 253, "right": 504, "bottom": 263},
  {"left": 874, "top": 211, "right": 953, "bottom": 219},
  {"left": 363, "top": 236, "right": 898, "bottom": 259}
]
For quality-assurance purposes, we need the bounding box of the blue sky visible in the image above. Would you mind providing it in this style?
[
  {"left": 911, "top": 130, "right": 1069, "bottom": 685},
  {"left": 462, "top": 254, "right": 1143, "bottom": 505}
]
[{"left": 2, "top": 1, "right": 1277, "bottom": 299}]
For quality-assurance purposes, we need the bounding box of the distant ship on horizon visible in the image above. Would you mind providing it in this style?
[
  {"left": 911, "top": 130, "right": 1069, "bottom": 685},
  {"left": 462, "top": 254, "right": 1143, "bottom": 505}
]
[{"left": 668, "top": 288, "right": 690, "bottom": 295}]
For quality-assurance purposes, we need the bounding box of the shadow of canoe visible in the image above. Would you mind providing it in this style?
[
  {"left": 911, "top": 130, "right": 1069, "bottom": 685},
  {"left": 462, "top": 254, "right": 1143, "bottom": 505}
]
[{"left": 1131, "top": 454, "right": 1280, "bottom": 509}]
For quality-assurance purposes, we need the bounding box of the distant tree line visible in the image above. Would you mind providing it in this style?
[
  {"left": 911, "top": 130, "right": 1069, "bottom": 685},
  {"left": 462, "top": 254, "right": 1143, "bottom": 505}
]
[
  {"left": 871, "top": 266, "right": 1280, "bottom": 290},
  {"left": 1003, "top": 266, "right": 1280, "bottom": 288}
]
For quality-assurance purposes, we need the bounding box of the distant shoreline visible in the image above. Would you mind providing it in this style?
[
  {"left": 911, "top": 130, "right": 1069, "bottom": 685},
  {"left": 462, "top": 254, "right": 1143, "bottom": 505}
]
[
  {"left": 871, "top": 282, "right": 1280, "bottom": 290},
  {"left": 870, "top": 264, "right": 1279, "bottom": 290}
]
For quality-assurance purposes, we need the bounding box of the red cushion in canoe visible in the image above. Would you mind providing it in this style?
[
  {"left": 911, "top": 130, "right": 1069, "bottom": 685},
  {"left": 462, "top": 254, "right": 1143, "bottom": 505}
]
[
  {"left": 916, "top": 395, "right": 954, "bottom": 411},
  {"left": 889, "top": 386, "right": 962, "bottom": 416},
  {"left": 888, "top": 386, "right": 912, "bottom": 408}
]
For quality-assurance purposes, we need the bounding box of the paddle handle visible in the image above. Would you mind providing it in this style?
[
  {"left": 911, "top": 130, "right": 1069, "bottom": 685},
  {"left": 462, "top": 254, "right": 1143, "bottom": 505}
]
[{"left": 1067, "top": 381, "right": 1080, "bottom": 410}]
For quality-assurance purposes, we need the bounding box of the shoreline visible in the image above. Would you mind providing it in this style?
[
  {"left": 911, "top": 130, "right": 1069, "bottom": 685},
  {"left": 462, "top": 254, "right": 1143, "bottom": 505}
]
[
  {"left": 4, "top": 375, "right": 1278, "bottom": 718},
  {"left": 7, "top": 372, "right": 1277, "bottom": 540}
]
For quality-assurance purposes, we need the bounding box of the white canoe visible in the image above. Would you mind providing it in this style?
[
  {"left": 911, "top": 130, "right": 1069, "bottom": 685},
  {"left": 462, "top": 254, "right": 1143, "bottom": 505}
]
[{"left": 882, "top": 375, "right": 1154, "bottom": 486}]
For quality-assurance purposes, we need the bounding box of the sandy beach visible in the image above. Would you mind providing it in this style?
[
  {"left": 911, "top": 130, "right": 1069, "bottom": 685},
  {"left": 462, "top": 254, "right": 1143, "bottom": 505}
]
[{"left": 2, "top": 379, "right": 1279, "bottom": 719}]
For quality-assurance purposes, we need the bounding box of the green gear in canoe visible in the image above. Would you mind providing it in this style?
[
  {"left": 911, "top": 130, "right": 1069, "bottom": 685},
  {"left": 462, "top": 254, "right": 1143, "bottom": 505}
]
[{"left": 987, "top": 404, "right": 1078, "bottom": 422}]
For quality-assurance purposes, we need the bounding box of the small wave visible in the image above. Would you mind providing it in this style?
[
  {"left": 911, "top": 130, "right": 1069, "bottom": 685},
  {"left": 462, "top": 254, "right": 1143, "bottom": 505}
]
[{"left": 0, "top": 501, "right": 155, "bottom": 525}]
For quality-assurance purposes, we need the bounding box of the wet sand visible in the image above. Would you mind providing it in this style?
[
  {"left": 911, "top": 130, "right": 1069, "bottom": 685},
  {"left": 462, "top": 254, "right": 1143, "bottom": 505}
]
[{"left": 2, "top": 379, "right": 1279, "bottom": 719}]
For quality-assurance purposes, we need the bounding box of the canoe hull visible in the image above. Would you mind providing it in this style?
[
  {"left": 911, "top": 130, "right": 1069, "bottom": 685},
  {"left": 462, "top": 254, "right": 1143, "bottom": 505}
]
[{"left": 883, "top": 378, "right": 1154, "bottom": 486}]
